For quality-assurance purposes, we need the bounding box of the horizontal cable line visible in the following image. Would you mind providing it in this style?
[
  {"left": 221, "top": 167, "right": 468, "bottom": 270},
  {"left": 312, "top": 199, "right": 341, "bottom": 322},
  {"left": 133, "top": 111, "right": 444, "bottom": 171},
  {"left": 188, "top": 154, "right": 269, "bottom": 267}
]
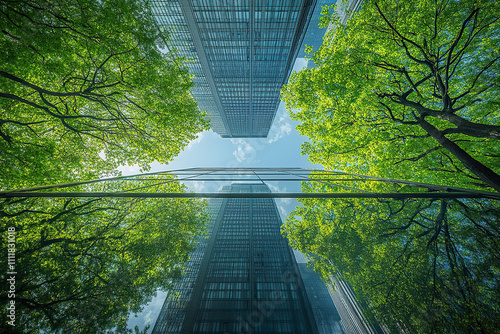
[{"left": 1, "top": 192, "right": 497, "bottom": 199}]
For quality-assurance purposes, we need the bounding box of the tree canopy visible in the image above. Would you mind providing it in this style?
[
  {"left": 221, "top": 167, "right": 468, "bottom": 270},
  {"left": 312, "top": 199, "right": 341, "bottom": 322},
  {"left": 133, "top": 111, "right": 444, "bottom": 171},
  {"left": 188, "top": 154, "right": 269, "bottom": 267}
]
[
  {"left": 283, "top": 180, "right": 500, "bottom": 333},
  {"left": 0, "top": 0, "right": 208, "bottom": 190},
  {"left": 0, "top": 180, "right": 208, "bottom": 333},
  {"left": 282, "top": 2, "right": 500, "bottom": 331},
  {"left": 282, "top": 0, "right": 500, "bottom": 191},
  {"left": 0, "top": 1, "right": 211, "bottom": 331}
]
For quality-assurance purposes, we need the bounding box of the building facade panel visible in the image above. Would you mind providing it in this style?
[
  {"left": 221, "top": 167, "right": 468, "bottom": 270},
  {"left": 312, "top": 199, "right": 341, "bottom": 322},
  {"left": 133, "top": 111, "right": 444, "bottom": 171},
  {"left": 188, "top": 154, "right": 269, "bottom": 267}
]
[
  {"left": 150, "top": 0, "right": 317, "bottom": 138},
  {"left": 152, "top": 184, "right": 318, "bottom": 333}
]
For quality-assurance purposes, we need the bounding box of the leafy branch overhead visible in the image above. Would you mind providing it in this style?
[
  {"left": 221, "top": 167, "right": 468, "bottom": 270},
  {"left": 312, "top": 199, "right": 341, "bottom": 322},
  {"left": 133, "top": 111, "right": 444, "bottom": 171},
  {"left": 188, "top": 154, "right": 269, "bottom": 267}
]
[
  {"left": 0, "top": 180, "right": 208, "bottom": 333},
  {"left": 283, "top": 181, "right": 500, "bottom": 333},
  {"left": 0, "top": 0, "right": 209, "bottom": 189},
  {"left": 282, "top": 1, "right": 500, "bottom": 332},
  {"left": 282, "top": 0, "right": 500, "bottom": 191}
]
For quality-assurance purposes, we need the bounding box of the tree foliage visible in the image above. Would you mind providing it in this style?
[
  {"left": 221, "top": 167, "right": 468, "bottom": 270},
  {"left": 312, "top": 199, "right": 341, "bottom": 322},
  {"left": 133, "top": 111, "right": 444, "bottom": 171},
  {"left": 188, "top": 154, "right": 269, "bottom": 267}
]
[
  {"left": 282, "top": 0, "right": 500, "bottom": 191},
  {"left": 282, "top": 2, "right": 500, "bottom": 331},
  {"left": 283, "top": 181, "right": 500, "bottom": 333},
  {"left": 0, "top": 0, "right": 208, "bottom": 190},
  {"left": 0, "top": 180, "right": 208, "bottom": 333}
]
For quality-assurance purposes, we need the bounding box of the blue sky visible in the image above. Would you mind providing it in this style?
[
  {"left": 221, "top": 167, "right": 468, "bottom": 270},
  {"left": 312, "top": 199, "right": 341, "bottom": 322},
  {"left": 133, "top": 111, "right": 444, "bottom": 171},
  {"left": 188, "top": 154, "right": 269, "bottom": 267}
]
[
  {"left": 119, "top": 58, "right": 322, "bottom": 220},
  {"left": 122, "top": 58, "right": 314, "bottom": 173},
  {"left": 125, "top": 58, "right": 319, "bottom": 332}
]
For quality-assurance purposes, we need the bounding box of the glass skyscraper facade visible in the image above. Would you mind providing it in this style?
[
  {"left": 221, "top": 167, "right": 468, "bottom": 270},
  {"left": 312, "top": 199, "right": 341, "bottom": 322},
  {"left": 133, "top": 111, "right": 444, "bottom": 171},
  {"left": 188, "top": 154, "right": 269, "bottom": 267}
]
[
  {"left": 152, "top": 184, "right": 319, "bottom": 333},
  {"left": 150, "top": 0, "right": 317, "bottom": 137},
  {"left": 297, "top": 264, "right": 343, "bottom": 334}
]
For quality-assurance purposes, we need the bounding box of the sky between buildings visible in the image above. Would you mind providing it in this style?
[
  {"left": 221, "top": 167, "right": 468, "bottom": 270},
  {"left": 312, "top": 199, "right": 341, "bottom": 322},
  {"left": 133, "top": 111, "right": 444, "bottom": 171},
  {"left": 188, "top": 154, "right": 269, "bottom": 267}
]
[
  {"left": 125, "top": 58, "right": 318, "bottom": 333},
  {"left": 119, "top": 58, "right": 322, "bottom": 220}
]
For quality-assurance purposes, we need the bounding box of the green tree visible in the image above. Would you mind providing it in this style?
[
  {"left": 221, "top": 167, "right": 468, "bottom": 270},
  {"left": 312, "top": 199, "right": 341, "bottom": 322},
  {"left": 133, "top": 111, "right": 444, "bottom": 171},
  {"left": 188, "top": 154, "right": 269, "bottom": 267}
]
[
  {"left": 0, "top": 180, "right": 208, "bottom": 333},
  {"left": 282, "top": 0, "right": 500, "bottom": 191},
  {"left": 0, "top": 0, "right": 208, "bottom": 190},
  {"left": 283, "top": 181, "right": 500, "bottom": 333}
]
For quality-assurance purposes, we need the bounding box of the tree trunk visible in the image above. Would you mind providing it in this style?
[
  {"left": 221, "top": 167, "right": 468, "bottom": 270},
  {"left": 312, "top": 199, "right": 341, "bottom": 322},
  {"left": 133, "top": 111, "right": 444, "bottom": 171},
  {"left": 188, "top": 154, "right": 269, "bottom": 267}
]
[
  {"left": 418, "top": 117, "right": 500, "bottom": 192},
  {"left": 434, "top": 112, "right": 500, "bottom": 139}
]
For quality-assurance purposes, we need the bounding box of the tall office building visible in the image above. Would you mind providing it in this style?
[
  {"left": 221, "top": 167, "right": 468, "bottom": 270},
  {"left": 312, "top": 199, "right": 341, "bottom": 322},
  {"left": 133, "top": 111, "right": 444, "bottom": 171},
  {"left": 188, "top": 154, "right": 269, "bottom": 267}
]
[
  {"left": 152, "top": 184, "right": 320, "bottom": 333},
  {"left": 297, "top": 264, "right": 343, "bottom": 334},
  {"left": 150, "top": 0, "right": 317, "bottom": 138}
]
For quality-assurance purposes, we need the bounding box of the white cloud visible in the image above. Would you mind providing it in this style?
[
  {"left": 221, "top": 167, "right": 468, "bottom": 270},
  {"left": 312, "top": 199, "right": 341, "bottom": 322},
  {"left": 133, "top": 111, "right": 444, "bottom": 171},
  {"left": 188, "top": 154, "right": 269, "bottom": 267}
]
[
  {"left": 267, "top": 104, "right": 293, "bottom": 144},
  {"left": 277, "top": 203, "right": 288, "bottom": 221},
  {"left": 126, "top": 290, "right": 168, "bottom": 332},
  {"left": 267, "top": 184, "right": 292, "bottom": 208},
  {"left": 190, "top": 180, "right": 207, "bottom": 193},
  {"left": 267, "top": 183, "right": 280, "bottom": 193},
  {"left": 268, "top": 122, "right": 292, "bottom": 144},
  {"left": 231, "top": 139, "right": 257, "bottom": 163},
  {"left": 185, "top": 131, "right": 206, "bottom": 150}
]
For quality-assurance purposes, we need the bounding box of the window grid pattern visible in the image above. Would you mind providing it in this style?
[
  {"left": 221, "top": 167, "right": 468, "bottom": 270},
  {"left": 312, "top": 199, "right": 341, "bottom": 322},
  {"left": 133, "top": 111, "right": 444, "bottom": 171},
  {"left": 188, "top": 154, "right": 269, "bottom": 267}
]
[
  {"left": 298, "top": 264, "right": 343, "bottom": 334},
  {"left": 152, "top": 198, "right": 224, "bottom": 333},
  {"left": 191, "top": 0, "right": 309, "bottom": 137},
  {"left": 150, "top": 0, "right": 229, "bottom": 136},
  {"left": 153, "top": 184, "right": 315, "bottom": 333},
  {"left": 150, "top": 0, "right": 315, "bottom": 137}
]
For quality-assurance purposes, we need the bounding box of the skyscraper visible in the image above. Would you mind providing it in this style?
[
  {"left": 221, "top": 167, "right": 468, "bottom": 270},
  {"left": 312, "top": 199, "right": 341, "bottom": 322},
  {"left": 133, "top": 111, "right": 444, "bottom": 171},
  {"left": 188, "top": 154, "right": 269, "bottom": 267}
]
[
  {"left": 152, "top": 184, "right": 319, "bottom": 333},
  {"left": 150, "top": 0, "right": 317, "bottom": 138},
  {"left": 297, "top": 264, "right": 343, "bottom": 334}
]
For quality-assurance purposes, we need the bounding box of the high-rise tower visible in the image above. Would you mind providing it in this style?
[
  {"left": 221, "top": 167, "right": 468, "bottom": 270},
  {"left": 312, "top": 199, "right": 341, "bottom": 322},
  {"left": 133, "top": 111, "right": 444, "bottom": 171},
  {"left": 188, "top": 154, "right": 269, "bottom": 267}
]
[
  {"left": 152, "top": 184, "right": 318, "bottom": 333},
  {"left": 150, "top": 1, "right": 317, "bottom": 138}
]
